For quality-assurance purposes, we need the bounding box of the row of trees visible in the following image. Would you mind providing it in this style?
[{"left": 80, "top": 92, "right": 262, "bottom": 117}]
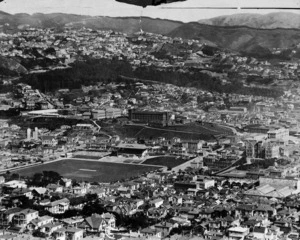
[
  {"left": 236, "top": 159, "right": 275, "bottom": 171},
  {"left": 28, "top": 171, "right": 62, "bottom": 187}
]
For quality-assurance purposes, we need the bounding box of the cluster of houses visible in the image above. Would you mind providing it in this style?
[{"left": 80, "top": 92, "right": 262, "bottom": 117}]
[
  {"left": 0, "top": 164, "right": 300, "bottom": 240},
  {"left": 0, "top": 177, "right": 116, "bottom": 239}
]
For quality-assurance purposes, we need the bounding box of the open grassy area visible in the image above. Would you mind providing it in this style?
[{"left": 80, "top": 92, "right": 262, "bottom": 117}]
[
  {"left": 105, "top": 122, "right": 233, "bottom": 141},
  {"left": 142, "top": 156, "right": 190, "bottom": 169},
  {"left": 72, "top": 155, "right": 101, "bottom": 160},
  {"left": 15, "top": 159, "right": 160, "bottom": 182},
  {"left": 167, "top": 122, "right": 232, "bottom": 135}
]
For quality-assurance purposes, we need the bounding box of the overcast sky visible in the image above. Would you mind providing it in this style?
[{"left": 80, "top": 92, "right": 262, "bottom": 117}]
[{"left": 0, "top": 0, "right": 299, "bottom": 22}]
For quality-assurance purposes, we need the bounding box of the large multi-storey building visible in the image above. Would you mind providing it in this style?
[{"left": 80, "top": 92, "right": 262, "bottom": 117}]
[
  {"left": 128, "top": 109, "right": 171, "bottom": 126},
  {"left": 203, "top": 153, "right": 241, "bottom": 172},
  {"left": 267, "top": 128, "right": 289, "bottom": 139},
  {"left": 182, "top": 140, "right": 204, "bottom": 154},
  {"left": 12, "top": 209, "right": 39, "bottom": 228},
  {"left": 92, "top": 108, "right": 122, "bottom": 120},
  {"left": 243, "top": 125, "right": 270, "bottom": 134},
  {"left": 245, "top": 139, "right": 264, "bottom": 158},
  {"left": 106, "top": 108, "right": 122, "bottom": 118},
  {"left": 265, "top": 142, "right": 280, "bottom": 159},
  {"left": 44, "top": 198, "right": 70, "bottom": 214},
  {"left": 0, "top": 208, "right": 23, "bottom": 227},
  {"left": 92, "top": 110, "right": 106, "bottom": 120}
]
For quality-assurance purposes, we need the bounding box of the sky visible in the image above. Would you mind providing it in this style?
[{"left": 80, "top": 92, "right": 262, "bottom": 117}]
[{"left": 0, "top": 0, "right": 299, "bottom": 22}]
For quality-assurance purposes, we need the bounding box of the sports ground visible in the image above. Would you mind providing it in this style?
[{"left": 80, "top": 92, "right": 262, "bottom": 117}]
[
  {"left": 15, "top": 159, "right": 161, "bottom": 182},
  {"left": 111, "top": 122, "right": 233, "bottom": 141},
  {"left": 142, "top": 156, "right": 190, "bottom": 169}
]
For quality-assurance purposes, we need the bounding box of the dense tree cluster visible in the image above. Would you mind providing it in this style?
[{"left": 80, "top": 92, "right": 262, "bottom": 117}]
[
  {"left": 18, "top": 58, "right": 283, "bottom": 98},
  {"left": 29, "top": 171, "right": 62, "bottom": 187},
  {"left": 246, "top": 75, "right": 274, "bottom": 85},
  {"left": 0, "top": 67, "right": 18, "bottom": 77},
  {"left": 236, "top": 159, "right": 275, "bottom": 171}
]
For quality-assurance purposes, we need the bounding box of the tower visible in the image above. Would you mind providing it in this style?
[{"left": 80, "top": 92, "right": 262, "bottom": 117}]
[
  {"left": 139, "top": 8, "right": 144, "bottom": 34},
  {"left": 33, "top": 127, "right": 39, "bottom": 140},
  {"left": 27, "top": 128, "right": 31, "bottom": 141}
]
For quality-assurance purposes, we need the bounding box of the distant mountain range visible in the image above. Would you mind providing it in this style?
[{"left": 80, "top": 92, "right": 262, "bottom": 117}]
[
  {"left": 198, "top": 12, "right": 300, "bottom": 29},
  {"left": 1, "top": 11, "right": 300, "bottom": 58},
  {"left": 0, "top": 12, "right": 182, "bottom": 35},
  {"left": 168, "top": 22, "right": 300, "bottom": 57}
]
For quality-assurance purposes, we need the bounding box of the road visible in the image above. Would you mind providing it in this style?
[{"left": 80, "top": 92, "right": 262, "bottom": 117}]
[
  {"left": 171, "top": 157, "right": 199, "bottom": 173},
  {"left": 91, "top": 120, "right": 112, "bottom": 140},
  {"left": 218, "top": 123, "right": 239, "bottom": 135},
  {"left": 91, "top": 120, "right": 101, "bottom": 132},
  {"left": 5, "top": 76, "right": 20, "bottom": 82},
  {"left": 35, "top": 89, "right": 57, "bottom": 108}
]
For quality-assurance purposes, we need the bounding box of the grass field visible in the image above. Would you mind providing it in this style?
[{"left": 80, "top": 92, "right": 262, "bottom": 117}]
[
  {"left": 73, "top": 155, "right": 101, "bottom": 160},
  {"left": 142, "top": 156, "right": 190, "bottom": 169},
  {"left": 108, "top": 122, "right": 233, "bottom": 141},
  {"left": 16, "top": 159, "right": 160, "bottom": 182}
]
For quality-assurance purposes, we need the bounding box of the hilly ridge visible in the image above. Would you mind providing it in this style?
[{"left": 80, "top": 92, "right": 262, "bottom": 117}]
[
  {"left": 0, "top": 12, "right": 183, "bottom": 34},
  {"left": 198, "top": 12, "right": 300, "bottom": 29},
  {"left": 168, "top": 22, "right": 300, "bottom": 57},
  {"left": 1, "top": 11, "right": 300, "bottom": 58},
  {"left": 0, "top": 11, "right": 11, "bottom": 17},
  {"left": 66, "top": 16, "right": 183, "bottom": 35}
]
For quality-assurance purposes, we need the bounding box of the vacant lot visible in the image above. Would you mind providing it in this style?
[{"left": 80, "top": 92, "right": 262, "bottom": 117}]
[
  {"left": 16, "top": 159, "right": 160, "bottom": 182},
  {"left": 142, "top": 156, "right": 189, "bottom": 169}
]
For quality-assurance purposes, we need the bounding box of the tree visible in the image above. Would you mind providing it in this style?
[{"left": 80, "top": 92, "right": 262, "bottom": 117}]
[
  {"left": 32, "top": 230, "right": 47, "bottom": 238},
  {"left": 7, "top": 173, "right": 20, "bottom": 181},
  {"left": 85, "top": 193, "right": 98, "bottom": 202},
  {"left": 170, "top": 226, "right": 183, "bottom": 236},
  {"left": 122, "top": 212, "right": 150, "bottom": 230},
  {"left": 50, "top": 195, "right": 61, "bottom": 202},
  {"left": 20, "top": 196, "right": 34, "bottom": 209},
  {"left": 82, "top": 200, "right": 105, "bottom": 217},
  {"left": 181, "top": 93, "right": 190, "bottom": 104},
  {"left": 62, "top": 209, "right": 80, "bottom": 218},
  {"left": 42, "top": 171, "right": 62, "bottom": 184},
  {"left": 30, "top": 173, "right": 44, "bottom": 186},
  {"left": 28, "top": 171, "right": 62, "bottom": 187},
  {"left": 72, "top": 180, "right": 80, "bottom": 187}
]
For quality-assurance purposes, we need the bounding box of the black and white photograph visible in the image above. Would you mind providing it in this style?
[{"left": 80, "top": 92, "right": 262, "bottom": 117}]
[{"left": 0, "top": 0, "right": 300, "bottom": 239}]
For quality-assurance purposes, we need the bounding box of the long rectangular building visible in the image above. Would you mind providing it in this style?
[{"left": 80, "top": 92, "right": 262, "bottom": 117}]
[
  {"left": 92, "top": 108, "right": 122, "bottom": 120},
  {"left": 128, "top": 109, "right": 171, "bottom": 126}
]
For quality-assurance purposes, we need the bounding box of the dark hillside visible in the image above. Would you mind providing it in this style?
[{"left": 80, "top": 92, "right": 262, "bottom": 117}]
[{"left": 168, "top": 22, "right": 300, "bottom": 58}]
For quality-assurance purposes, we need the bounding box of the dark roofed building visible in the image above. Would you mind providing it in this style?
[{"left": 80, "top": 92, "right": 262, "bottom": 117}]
[
  {"left": 128, "top": 109, "right": 171, "bottom": 127},
  {"left": 79, "top": 213, "right": 115, "bottom": 234},
  {"left": 0, "top": 208, "right": 23, "bottom": 227},
  {"left": 113, "top": 143, "right": 148, "bottom": 158}
]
